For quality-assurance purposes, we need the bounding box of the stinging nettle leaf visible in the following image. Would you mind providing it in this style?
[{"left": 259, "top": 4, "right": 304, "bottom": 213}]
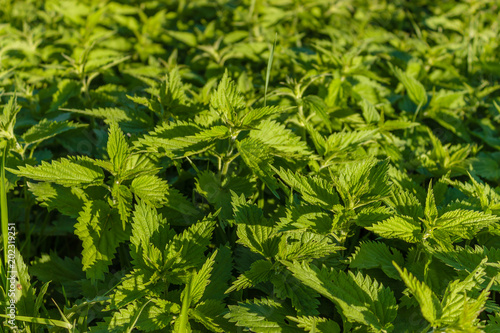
[
  {"left": 392, "top": 65, "right": 428, "bottom": 107},
  {"left": 107, "top": 122, "right": 129, "bottom": 174},
  {"left": 9, "top": 157, "right": 105, "bottom": 187},
  {"left": 22, "top": 119, "right": 86, "bottom": 145},
  {"left": 75, "top": 200, "right": 129, "bottom": 281},
  {"left": 349, "top": 241, "right": 405, "bottom": 280},
  {"left": 286, "top": 261, "right": 398, "bottom": 331},
  {"left": 393, "top": 262, "right": 442, "bottom": 326}
]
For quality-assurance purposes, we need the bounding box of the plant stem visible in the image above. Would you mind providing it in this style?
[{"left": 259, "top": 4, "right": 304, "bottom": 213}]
[
  {"left": 1, "top": 144, "right": 9, "bottom": 267},
  {"left": 177, "top": 277, "right": 192, "bottom": 333},
  {"left": 221, "top": 133, "right": 238, "bottom": 178}
]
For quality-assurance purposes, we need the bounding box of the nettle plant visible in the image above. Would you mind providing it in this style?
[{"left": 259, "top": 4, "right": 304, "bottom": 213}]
[{"left": 2, "top": 68, "right": 499, "bottom": 332}]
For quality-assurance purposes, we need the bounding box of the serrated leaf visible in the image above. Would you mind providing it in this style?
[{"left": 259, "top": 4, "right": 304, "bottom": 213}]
[
  {"left": 30, "top": 252, "right": 85, "bottom": 298},
  {"left": 392, "top": 66, "right": 427, "bottom": 106},
  {"left": 286, "top": 261, "right": 397, "bottom": 331},
  {"left": 393, "top": 262, "right": 442, "bottom": 325},
  {"left": 385, "top": 189, "right": 424, "bottom": 219},
  {"left": 50, "top": 79, "right": 81, "bottom": 112},
  {"left": 276, "top": 168, "right": 339, "bottom": 209},
  {"left": 210, "top": 70, "right": 246, "bottom": 125},
  {"left": 202, "top": 245, "right": 233, "bottom": 301},
  {"left": 190, "top": 299, "right": 228, "bottom": 333},
  {"left": 366, "top": 215, "right": 421, "bottom": 243},
  {"left": 349, "top": 241, "right": 405, "bottom": 280},
  {"left": 130, "top": 201, "right": 175, "bottom": 271},
  {"left": 287, "top": 316, "right": 341, "bottom": 333},
  {"left": 22, "top": 119, "right": 86, "bottom": 145},
  {"left": 196, "top": 170, "right": 255, "bottom": 221},
  {"left": 62, "top": 107, "right": 131, "bottom": 123},
  {"left": 425, "top": 182, "right": 438, "bottom": 222},
  {"left": 237, "top": 137, "right": 280, "bottom": 198},
  {"left": 107, "top": 122, "right": 129, "bottom": 174},
  {"left": 226, "top": 298, "right": 302, "bottom": 333},
  {"left": 226, "top": 260, "right": 274, "bottom": 293},
  {"left": 241, "top": 105, "right": 283, "bottom": 127},
  {"left": 130, "top": 175, "right": 169, "bottom": 206},
  {"left": 360, "top": 99, "right": 380, "bottom": 123},
  {"left": 10, "top": 157, "right": 105, "bottom": 187},
  {"left": 249, "top": 119, "right": 311, "bottom": 158},
  {"left": 74, "top": 200, "right": 129, "bottom": 281},
  {"left": 163, "top": 215, "right": 217, "bottom": 279},
  {"left": 304, "top": 95, "right": 332, "bottom": 131},
  {"left": 112, "top": 183, "right": 133, "bottom": 223},
  {"left": 182, "top": 250, "right": 217, "bottom": 307},
  {"left": 28, "top": 182, "right": 88, "bottom": 218},
  {"left": 435, "top": 209, "right": 499, "bottom": 240},
  {"left": 334, "top": 158, "right": 391, "bottom": 209},
  {"left": 137, "top": 121, "right": 227, "bottom": 157},
  {"left": 278, "top": 231, "right": 340, "bottom": 261}
]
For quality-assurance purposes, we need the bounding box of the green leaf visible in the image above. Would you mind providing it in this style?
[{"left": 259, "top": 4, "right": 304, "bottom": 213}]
[
  {"left": 360, "top": 99, "right": 380, "bottom": 123},
  {"left": 202, "top": 245, "right": 233, "bottom": 301},
  {"left": 22, "top": 119, "right": 86, "bottom": 145},
  {"left": 130, "top": 175, "right": 169, "bottom": 206},
  {"left": 190, "top": 300, "right": 227, "bottom": 333},
  {"left": 325, "top": 129, "right": 378, "bottom": 159},
  {"left": 431, "top": 245, "right": 500, "bottom": 291},
  {"left": 435, "top": 209, "right": 499, "bottom": 240},
  {"left": 163, "top": 214, "right": 217, "bottom": 279},
  {"left": 196, "top": 170, "right": 255, "bottom": 221},
  {"left": 392, "top": 66, "right": 427, "bottom": 106},
  {"left": 0, "top": 96, "right": 20, "bottom": 141},
  {"left": 74, "top": 200, "right": 129, "bottom": 281},
  {"left": 237, "top": 137, "right": 280, "bottom": 198},
  {"left": 0, "top": 314, "right": 72, "bottom": 330},
  {"left": 334, "top": 158, "right": 391, "bottom": 209},
  {"left": 303, "top": 95, "right": 332, "bottom": 131},
  {"left": 226, "top": 298, "right": 302, "bottom": 333},
  {"left": 137, "top": 121, "right": 228, "bottom": 157},
  {"left": 226, "top": 260, "right": 274, "bottom": 293},
  {"left": 424, "top": 182, "right": 438, "bottom": 222},
  {"left": 12, "top": 248, "right": 37, "bottom": 317},
  {"left": 349, "top": 241, "right": 405, "bottom": 280},
  {"left": 182, "top": 250, "right": 217, "bottom": 307},
  {"left": 210, "top": 70, "right": 246, "bottom": 126},
  {"left": 366, "top": 215, "right": 421, "bottom": 243},
  {"left": 233, "top": 194, "right": 280, "bottom": 258},
  {"left": 241, "top": 105, "right": 283, "bottom": 128},
  {"left": 276, "top": 168, "right": 339, "bottom": 209},
  {"left": 278, "top": 231, "right": 340, "bottom": 261},
  {"left": 287, "top": 316, "right": 341, "bottom": 333},
  {"left": 27, "top": 182, "right": 88, "bottom": 218},
  {"left": 107, "top": 122, "right": 129, "bottom": 174},
  {"left": 166, "top": 30, "right": 197, "bottom": 47},
  {"left": 10, "top": 157, "right": 105, "bottom": 187},
  {"left": 49, "top": 79, "right": 81, "bottom": 112},
  {"left": 160, "top": 67, "right": 187, "bottom": 110},
  {"left": 393, "top": 262, "right": 442, "bottom": 326},
  {"left": 386, "top": 189, "right": 424, "bottom": 219},
  {"left": 286, "top": 261, "right": 397, "bottom": 331},
  {"left": 130, "top": 201, "right": 175, "bottom": 271},
  {"left": 30, "top": 252, "right": 85, "bottom": 299},
  {"left": 62, "top": 107, "right": 132, "bottom": 123},
  {"left": 249, "top": 119, "right": 312, "bottom": 158},
  {"left": 277, "top": 204, "right": 333, "bottom": 233}
]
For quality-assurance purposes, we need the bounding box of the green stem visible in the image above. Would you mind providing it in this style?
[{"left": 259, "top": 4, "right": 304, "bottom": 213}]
[
  {"left": 409, "top": 103, "right": 423, "bottom": 135},
  {"left": 220, "top": 133, "right": 238, "bottom": 178},
  {"left": 1, "top": 143, "right": 9, "bottom": 267},
  {"left": 177, "top": 277, "right": 192, "bottom": 333},
  {"left": 297, "top": 103, "right": 306, "bottom": 141}
]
